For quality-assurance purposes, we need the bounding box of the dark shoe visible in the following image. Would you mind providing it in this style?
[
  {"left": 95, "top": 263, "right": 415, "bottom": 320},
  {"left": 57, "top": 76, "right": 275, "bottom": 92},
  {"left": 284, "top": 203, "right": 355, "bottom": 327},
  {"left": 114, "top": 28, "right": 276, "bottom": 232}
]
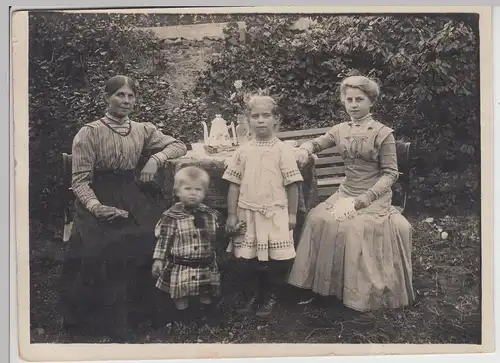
[
  {"left": 255, "top": 294, "right": 277, "bottom": 318},
  {"left": 236, "top": 295, "right": 259, "bottom": 314}
]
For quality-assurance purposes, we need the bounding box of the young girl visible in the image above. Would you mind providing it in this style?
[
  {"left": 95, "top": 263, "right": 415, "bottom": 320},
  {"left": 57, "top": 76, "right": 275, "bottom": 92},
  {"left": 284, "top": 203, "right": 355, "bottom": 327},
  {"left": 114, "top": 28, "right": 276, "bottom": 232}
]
[
  {"left": 152, "top": 166, "right": 223, "bottom": 318},
  {"left": 223, "top": 95, "right": 303, "bottom": 318}
]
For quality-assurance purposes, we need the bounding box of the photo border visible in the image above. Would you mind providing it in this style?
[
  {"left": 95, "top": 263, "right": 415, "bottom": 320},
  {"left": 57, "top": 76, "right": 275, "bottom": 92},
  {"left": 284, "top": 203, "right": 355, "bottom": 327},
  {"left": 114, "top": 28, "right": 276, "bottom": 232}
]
[{"left": 11, "top": 5, "right": 495, "bottom": 362}]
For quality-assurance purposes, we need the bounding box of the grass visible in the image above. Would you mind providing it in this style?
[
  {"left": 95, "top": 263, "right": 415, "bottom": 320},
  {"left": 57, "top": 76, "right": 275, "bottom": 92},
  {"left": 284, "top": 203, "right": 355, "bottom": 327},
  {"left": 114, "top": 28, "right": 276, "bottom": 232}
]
[{"left": 29, "top": 213, "right": 481, "bottom": 344}]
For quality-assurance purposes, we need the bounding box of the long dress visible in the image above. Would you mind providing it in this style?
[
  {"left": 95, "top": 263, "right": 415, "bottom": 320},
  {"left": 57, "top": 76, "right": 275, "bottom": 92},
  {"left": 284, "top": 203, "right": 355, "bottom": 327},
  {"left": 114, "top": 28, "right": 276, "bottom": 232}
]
[
  {"left": 287, "top": 114, "right": 415, "bottom": 311},
  {"left": 58, "top": 112, "right": 187, "bottom": 338}
]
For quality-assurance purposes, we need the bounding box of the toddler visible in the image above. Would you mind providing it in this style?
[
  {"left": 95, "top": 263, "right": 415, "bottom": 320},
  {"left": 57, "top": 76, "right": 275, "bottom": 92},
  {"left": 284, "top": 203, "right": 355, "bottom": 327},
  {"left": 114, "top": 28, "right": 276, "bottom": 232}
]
[{"left": 152, "top": 166, "right": 223, "bottom": 317}]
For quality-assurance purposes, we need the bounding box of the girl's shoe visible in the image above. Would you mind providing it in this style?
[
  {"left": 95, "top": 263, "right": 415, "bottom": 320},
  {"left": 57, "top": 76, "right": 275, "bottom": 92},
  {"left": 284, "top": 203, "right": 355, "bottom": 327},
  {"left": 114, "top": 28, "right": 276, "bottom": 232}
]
[
  {"left": 255, "top": 294, "right": 277, "bottom": 318},
  {"left": 236, "top": 295, "right": 259, "bottom": 314}
]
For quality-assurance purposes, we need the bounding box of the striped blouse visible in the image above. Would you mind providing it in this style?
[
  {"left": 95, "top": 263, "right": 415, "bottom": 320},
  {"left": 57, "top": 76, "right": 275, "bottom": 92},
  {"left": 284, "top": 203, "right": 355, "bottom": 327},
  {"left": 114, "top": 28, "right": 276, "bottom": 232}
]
[{"left": 71, "top": 113, "right": 187, "bottom": 211}]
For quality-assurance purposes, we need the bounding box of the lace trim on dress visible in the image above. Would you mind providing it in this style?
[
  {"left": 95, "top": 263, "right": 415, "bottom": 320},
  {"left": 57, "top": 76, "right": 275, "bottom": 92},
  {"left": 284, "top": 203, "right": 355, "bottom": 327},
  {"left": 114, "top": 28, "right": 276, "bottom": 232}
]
[
  {"left": 348, "top": 113, "right": 373, "bottom": 126},
  {"left": 251, "top": 137, "right": 279, "bottom": 147}
]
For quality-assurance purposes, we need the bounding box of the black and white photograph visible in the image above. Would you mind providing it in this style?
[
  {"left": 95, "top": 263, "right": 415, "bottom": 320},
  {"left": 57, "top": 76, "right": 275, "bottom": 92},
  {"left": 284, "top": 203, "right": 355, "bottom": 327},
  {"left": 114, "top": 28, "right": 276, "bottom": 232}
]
[{"left": 12, "top": 5, "right": 494, "bottom": 361}]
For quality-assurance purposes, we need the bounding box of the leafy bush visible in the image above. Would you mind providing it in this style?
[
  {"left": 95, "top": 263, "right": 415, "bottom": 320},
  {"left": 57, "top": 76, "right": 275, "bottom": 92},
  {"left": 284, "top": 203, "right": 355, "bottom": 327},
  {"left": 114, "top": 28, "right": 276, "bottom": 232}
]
[{"left": 191, "top": 14, "right": 481, "bottom": 214}]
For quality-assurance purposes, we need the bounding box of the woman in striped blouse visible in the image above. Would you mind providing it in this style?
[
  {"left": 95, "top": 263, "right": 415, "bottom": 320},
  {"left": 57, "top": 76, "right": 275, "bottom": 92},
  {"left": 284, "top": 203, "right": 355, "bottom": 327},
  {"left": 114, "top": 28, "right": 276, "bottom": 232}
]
[{"left": 59, "top": 75, "right": 187, "bottom": 341}]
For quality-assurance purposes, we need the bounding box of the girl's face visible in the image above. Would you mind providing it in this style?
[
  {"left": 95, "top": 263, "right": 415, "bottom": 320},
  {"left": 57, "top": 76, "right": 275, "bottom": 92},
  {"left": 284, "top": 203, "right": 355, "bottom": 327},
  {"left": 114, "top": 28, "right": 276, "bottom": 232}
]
[
  {"left": 105, "top": 85, "right": 136, "bottom": 118},
  {"left": 343, "top": 87, "right": 372, "bottom": 119},
  {"left": 176, "top": 180, "right": 207, "bottom": 208},
  {"left": 248, "top": 101, "right": 279, "bottom": 141}
]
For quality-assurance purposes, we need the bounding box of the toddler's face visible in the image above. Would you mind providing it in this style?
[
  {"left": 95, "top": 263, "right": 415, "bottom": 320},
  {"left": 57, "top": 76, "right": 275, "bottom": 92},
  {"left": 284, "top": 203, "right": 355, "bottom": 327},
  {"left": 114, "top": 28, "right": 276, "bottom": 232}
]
[
  {"left": 176, "top": 180, "right": 207, "bottom": 207},
  {"left": 343, "top": 87, "right": 372, "bottom": 120},
  {"left": 248, "top": 101, "right": 278, "bottom": 140}
]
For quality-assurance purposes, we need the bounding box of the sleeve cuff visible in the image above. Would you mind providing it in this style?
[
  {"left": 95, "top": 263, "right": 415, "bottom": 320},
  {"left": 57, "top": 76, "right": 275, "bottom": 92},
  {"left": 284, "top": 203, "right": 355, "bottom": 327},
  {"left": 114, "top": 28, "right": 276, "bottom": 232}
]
[
  {"left": 85, "top": 199, "right": 101, "bottom": 212},
  {"left": 153, "top": 252, "right": 164, "bottom": 260},
  {"left": 151, "top": 154, "right": 164, "bottom": 166},
  {"left": 365, "top": 189, "right": 377, "bottom": 202}
]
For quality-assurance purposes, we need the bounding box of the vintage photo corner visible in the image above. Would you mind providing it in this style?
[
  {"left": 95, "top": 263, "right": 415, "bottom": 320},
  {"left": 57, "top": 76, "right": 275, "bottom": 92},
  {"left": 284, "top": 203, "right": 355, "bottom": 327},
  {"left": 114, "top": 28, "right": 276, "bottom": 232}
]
[{"left": 11, "top": 5, "right": 494, "bottom": 362}]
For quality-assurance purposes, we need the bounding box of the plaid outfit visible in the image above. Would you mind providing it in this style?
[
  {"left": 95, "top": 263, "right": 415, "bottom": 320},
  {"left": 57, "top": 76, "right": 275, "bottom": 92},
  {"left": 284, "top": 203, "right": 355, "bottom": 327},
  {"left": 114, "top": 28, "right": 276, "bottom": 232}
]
[{"left": 153, "top": 202, "right": 223, "bottom": 299}]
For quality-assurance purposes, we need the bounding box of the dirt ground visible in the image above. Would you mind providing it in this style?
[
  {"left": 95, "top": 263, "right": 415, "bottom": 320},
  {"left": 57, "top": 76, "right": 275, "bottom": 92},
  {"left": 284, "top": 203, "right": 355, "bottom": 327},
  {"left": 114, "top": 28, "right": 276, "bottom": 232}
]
[{"left": 29, "top": 213, "right": 481, "bottom": 344}]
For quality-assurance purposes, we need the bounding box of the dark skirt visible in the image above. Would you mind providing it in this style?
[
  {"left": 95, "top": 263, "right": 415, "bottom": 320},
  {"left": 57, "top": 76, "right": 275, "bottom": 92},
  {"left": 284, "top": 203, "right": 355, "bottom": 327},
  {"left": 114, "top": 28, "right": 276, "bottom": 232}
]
[{"left": 59, "top": 170, "right": 173, "bottom": 338}]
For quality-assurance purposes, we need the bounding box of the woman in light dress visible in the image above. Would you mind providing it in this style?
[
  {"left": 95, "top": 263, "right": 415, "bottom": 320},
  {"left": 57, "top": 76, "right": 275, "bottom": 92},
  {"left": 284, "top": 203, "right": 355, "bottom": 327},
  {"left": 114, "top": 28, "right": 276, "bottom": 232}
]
[{"left": 288, "top": 76, "right": 415, "bottom": 312}]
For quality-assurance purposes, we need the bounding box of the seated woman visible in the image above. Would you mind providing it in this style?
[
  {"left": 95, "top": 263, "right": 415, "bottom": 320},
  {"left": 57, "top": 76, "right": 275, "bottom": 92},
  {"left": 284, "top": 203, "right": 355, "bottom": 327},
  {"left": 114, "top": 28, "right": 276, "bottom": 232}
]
[
  {"left": 59, "top": 75, "right": 187, "bottom": 341},
  {"left": 288, "top": 75, "right": 415, "bottom": 312}
]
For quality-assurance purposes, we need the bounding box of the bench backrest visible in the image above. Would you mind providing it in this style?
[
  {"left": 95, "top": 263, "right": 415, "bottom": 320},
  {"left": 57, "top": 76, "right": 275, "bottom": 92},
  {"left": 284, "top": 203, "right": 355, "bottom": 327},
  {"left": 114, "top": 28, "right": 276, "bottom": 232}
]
[{"left": 277, "top": 127, "right": 411, "bottom": 211}]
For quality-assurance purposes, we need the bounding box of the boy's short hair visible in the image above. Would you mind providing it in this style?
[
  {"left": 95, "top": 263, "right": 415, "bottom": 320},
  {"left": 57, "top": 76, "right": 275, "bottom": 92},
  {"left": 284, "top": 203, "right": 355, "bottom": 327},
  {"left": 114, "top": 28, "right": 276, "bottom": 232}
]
[{"left": 173, "top": 166, "right": 210, "bottom": 191}]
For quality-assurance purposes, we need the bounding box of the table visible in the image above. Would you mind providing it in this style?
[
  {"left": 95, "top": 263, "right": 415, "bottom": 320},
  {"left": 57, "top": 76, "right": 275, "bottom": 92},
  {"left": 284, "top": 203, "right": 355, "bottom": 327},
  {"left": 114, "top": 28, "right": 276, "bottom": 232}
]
[{"left": 164, "top": 148, "right": 319, "bottom": 215}]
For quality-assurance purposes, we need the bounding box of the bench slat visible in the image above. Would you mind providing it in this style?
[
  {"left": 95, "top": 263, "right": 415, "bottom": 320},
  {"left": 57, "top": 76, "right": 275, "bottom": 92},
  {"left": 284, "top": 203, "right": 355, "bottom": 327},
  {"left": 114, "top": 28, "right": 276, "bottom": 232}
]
[
  {"left": 315, "top": 166, "right": 345, "bottom": 177},
  {"left": 278, "top": 127, "right": 331, "bottom": 140},
  {"left": 314, "top": 155, "right": 344, "bottom": 165},
  {"left": 317, "top": 176, "right": 345, "bottom": 187},
  {"left": 317, "top": 147, "right": 340, "bottom": 156},
  {"left": 317, "top": 186, "right": 340, "bottom": 198}
]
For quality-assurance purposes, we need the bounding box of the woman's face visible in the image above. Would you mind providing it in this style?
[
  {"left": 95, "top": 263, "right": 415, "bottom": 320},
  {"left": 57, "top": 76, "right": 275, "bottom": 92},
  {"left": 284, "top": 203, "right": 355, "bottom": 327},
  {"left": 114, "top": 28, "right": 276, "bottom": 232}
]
[
  {"left": 106, "top": 85, "right": 136, "bottom": 118},
  {"left": 343, "top": 87, "right": 372, "bottom": 119}
]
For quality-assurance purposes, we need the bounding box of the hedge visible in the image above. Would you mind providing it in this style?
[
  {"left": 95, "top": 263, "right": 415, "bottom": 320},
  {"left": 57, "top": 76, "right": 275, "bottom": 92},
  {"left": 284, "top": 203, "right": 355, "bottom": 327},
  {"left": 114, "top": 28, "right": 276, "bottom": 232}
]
[
  {"left": 28, "top": 12, "right": 480, "bottom": 241},
  {"left": 191, "top": 14, "right": 481, "bottom": 214}
]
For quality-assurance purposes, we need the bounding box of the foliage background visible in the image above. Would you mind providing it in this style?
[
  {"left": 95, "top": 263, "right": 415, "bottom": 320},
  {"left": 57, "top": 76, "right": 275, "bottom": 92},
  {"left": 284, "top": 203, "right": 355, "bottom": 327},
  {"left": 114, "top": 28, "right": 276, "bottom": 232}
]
[{"left": 29, "top": 12, "right": 480, "bottom": 244}]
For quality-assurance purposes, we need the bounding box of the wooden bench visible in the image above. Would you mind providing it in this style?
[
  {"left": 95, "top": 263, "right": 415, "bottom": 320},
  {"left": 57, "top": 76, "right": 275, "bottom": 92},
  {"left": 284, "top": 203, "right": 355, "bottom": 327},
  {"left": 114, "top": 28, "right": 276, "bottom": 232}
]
[{"left": 277, "top": 127, "right": 411, "bottom": 212}]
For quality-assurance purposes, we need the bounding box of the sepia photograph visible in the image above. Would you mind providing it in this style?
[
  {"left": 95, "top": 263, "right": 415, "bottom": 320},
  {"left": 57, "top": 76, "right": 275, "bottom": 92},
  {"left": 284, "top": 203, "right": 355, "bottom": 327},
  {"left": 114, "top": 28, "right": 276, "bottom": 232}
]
[{"left": 11, "top": 5, "right": 494, "bottom": 361}]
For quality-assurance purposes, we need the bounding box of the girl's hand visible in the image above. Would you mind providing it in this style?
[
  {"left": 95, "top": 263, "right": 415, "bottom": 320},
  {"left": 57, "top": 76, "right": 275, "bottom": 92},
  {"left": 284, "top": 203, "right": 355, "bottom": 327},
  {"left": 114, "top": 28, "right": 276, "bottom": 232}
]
[
  {"left": 295, "top": 148, "right": 310, "bottom": 168},
  {"left": 225, "top": 215, "right": 239, "bottom": 235},
  {"left": 288, "top": 213, "right": 297, "bottom": 231},
  {"left": 152, "top": 260, "right": 164, "bottom": 278},
  {"left": 140, "top": 158, "right": 159, "bottom": 183},
  {"left": 354, "top": 194, "right": 370, "bottom": 210}
]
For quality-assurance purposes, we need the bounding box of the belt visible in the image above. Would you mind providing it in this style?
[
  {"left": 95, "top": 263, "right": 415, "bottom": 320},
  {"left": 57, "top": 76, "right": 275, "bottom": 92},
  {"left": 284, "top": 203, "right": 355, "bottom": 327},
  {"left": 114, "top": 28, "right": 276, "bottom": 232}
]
[{"left": 169, "top": 255, "right": 215, "bottom": 268}]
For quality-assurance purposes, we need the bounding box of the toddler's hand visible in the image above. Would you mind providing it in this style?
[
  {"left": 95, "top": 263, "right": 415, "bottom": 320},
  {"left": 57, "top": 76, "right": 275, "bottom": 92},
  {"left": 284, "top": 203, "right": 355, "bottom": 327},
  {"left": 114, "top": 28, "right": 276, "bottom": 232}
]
[
  {"left": 288, "top": 213, "right": 297, "bottom": 231},
  {"left": 152, "top": 260, "right": 164, "bottom": 278},
  {"left": 225, "top": 215, "right": 239, "bottom": 234}
]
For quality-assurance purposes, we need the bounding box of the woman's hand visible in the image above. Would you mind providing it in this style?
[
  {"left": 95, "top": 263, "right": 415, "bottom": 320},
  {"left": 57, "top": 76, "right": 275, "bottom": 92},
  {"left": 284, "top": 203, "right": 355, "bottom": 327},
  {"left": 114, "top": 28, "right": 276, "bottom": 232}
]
[
  {"left": 140, "top": 158, "right": 159, "bottom": 183},
  {"left": 288, "top": 213, "right": 297, "bottom": 231},
  {"left": 225, "top": 215, "right": 239, "bottom": 235},
  {"left": 295, "top": 148, "right": 310, "bottom": 168},
  {"left": 354, "top": 194, "right": 371, "bottom": 210},
  {"left": 93, "top": 205, "right": 128, "bottom": 222},
  {"left": 152, "top": 259, "right": 164, "bottom": 278}
]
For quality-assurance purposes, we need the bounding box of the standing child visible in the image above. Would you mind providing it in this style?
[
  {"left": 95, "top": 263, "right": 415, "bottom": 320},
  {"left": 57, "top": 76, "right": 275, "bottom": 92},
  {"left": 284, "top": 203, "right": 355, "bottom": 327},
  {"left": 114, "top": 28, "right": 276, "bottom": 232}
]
[
  {"left": 152, "top": 166, "right": 223, "bottom": 321},
  {"left": 223, "top": 95, "right": 304, "bottom": 318}
]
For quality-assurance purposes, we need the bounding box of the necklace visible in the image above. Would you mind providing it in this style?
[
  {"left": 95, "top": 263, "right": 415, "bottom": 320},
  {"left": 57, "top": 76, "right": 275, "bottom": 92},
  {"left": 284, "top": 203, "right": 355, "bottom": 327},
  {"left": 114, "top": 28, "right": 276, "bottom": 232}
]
[{"left": 100, "top": 114, "right": 132, "bottom": 136}]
